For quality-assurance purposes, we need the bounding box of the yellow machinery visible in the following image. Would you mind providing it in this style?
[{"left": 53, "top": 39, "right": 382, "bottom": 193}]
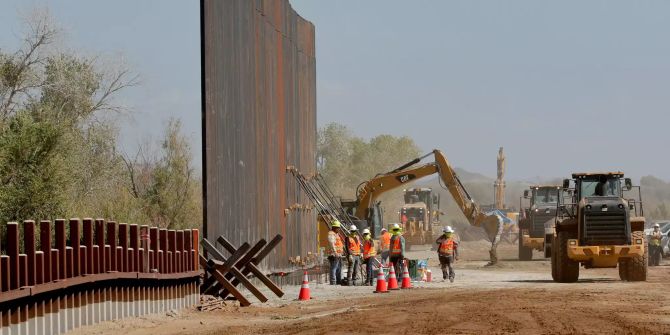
[
  {"left": 351, "top": 149, "right": 504, "bottom": 263},
  {"left": 399, "top": 202, "right": 431, "bottom": 245},
  {"left": 518, "top": 185, "right": 562, "bottom": 260},
  {"left": 398, "top": 188, "right": 441, "bottom": 245},
  {"left": 552, "top": 172, "right": 647, "bottom": 282}
]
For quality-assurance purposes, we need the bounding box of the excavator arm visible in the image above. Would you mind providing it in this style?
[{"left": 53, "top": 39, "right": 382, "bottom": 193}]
[
  {"left": 432, "top": 150, "right": 503, "bottom": 244},
  {"left": 355, "top": 161, "right": 438, "bottom": 219},
  {"left": 354, "top": 149, "right": 503, "bottom": 263}
]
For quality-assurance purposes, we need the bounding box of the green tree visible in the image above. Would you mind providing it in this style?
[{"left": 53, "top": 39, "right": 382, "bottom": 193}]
[
  {"left": 0, "top": 10, "right": 202, "bottom": 232},
  {"left": 317, "top": 122, "right": 421, "bottom": 222},
  {"left": 317, "top": 122, "right": 354, "bottom": 194},
  {"left": 0, "top": 111, "right": 65, "bottom": 224},
  {"left": 146, "top": 119, "right": 199, "bottom": 229},
  {"left": 123, "top": 119, "right": 201, "bottom": 229}
]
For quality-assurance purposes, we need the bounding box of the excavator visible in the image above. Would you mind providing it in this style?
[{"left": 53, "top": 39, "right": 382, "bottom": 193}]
[{"left": 348, "top": 149, "right": 505, "bottom": 264}]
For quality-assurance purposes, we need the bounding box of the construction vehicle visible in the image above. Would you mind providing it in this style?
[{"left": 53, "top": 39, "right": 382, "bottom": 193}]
[
  {"left": 398, "top": 188, "right": 441, "bottom": 245},
  {"left": 399, "top": 202, "right": 430, "bottom": 245},
  {"left": 403, "top": 188, "right": 441, "bottom": 223},
  {"left": 518, "top": 185, "right": 562, "bottom": 260},
  {"left": 349, "top": 149, "right": 504, "bottom": 264},
  {"left": 552, "top": 172, "right": 647, "bottom": 282}
]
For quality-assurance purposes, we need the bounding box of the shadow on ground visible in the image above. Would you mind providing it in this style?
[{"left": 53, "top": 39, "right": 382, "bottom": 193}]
[{"left": 505, "top": 278, "right": 617, "bottom": 284}]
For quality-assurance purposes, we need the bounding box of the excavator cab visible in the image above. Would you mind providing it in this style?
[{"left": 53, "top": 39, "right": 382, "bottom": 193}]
[
  {"left": 340, "top": 199, "right": 384, "bottom": 238},
  {"left": 367, "top": 201, "right": 384, "bottom": 237}
]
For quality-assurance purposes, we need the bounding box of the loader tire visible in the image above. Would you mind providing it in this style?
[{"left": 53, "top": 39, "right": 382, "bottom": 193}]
[
  {"left": 627, "top": 231, "right": 648, "bottom": 282},
  {"left": 544, "top": 245, "right": 551, "bottom": 259},
  {"left": 618, "top": 259, "right": 629, "bottom": 281},
  {"left": 550, "top": 235, "right": 558, "bottom": 281},
  {"left": 554, "top": 231, "right": 579, "bottom": 283},
  {"left": 518, "top": 233, "right": 533, "bottom": 261}
]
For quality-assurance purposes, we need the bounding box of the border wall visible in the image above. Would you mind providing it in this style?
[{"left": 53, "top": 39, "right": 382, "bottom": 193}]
[{"left": 203, "top": 0, "right": 318, "bottom": 272}]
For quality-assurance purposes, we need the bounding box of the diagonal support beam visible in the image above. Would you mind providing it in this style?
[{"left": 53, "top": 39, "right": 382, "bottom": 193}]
[
  {"left": 200, "top": 239, "right": 250, "bottom": 299},
  {"left": 217, "top": 235, "right": 284, "bottom": 297},
  {"left": 201, "top": 239, "right": 268, "bottom": 303},
  {"left": 199, "top": 255, "right": 250, "bottom": 307},
  {"left": 203, "top": 238, "right": 267, "bottom": 296},
  {"left": 252, "top": 235, "right": 284, "bottom": 265}
]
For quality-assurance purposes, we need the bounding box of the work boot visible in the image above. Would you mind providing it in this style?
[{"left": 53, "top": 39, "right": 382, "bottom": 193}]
[{"left": 449, "top": 274, "right": 455, "bottom": 283}]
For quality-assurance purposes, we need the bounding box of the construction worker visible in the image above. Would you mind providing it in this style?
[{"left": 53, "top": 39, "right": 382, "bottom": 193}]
[
  {"left": 389, "top": 223, "right": 405, "bottom": 277},
  {"left": 379, "top": 227, "right": 391, "bottom": 265},
  {"left": 436, "top": 226, "right": 459, "bottom": 282},
  {"left": 345, "top": 225, "right": 363, "bottom": 286},
  {"left": 362, "top": 228, "right": 376, "bottom": 286},
  {"left": 649, "top": 223, "right": 663, "bottom": 266},
  {"left": 327, "top": 219, "right": 344, "bottom": 285}
]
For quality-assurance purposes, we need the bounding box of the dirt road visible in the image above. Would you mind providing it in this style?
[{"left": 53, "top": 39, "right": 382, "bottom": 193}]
[{"left": 69, "top": 241, "right": 670, "bottom": 335}]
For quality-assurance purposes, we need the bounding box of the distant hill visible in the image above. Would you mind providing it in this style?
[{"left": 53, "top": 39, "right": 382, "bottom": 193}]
[
  {"left": 409, "top": 169, "right": 670, "bottom": 227},
  {"left": 454, "top": 167, "right": 493, "bottom": 183}
]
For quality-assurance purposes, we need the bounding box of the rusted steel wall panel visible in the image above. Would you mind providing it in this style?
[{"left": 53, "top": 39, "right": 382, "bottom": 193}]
[
  {"left": 0, "top": 218, "right": 200, "bottom": 334},
  {"left": 203, "top": 0, "right": 317, "bottom": 271}
]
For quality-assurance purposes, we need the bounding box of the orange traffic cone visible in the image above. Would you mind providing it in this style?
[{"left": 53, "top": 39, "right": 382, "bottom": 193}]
[
  {"left": 298, "top": 271, "right": 311, "bottom": 301},
  {"left": 401, "top": 264, "right": 412, "bottom": 289},
  {"left": 373, "top": 267, "right": 389, "bottom": 293},
  {"left": 426, "top": 269, "right": 432, "bottom": 282},
  {"left": 387, "top": 264, "right": 399, "bottom": 290}
]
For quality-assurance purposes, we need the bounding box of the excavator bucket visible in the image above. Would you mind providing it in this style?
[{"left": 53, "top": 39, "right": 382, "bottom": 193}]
[
  {"left": 477, "top": 214, "right": 504, "bottom": 265},
  {"left": 480, "top": 214, "right": 504, "bottom": 243}
]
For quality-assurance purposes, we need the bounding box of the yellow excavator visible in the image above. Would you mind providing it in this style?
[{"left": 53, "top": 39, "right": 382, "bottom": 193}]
[{"left": 350, "top": 149, "right": 504, "bottom": 264}]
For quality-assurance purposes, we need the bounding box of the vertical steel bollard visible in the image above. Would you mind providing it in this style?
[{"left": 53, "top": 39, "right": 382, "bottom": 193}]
[{"left": 24, "top": 220, "right": 36, "bottom": 287}]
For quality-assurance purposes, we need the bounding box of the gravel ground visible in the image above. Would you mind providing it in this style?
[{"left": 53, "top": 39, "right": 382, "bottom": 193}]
[{"left": 68, "top": 240, "right": 670, "bottom": 335}]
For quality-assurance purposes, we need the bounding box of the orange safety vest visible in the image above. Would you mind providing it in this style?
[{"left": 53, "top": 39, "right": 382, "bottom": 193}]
[
  {"left": 363, "top": 239, "right": 376, "bottom": 259},
  {"left": 328, "top": 231, "right": 344, "bottom": 256},
  {"left": 390, "top": 236, "right": 403, "bottom": 256},
  {"left": 439, "top": 238, "right": 455, "bottom": 256},
  {"left": 348, "top": 236, "right": 361, "bottom": 256},
  {"left": 380, "top": 232, "right": 391, "bottom": 251}
]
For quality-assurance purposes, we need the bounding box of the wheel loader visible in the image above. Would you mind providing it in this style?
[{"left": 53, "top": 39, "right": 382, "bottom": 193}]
[
  {"left": 518, "top": 185, "right": 562, "bottom": 260},
  {"left": 551, "top": 172, "right": 647, "bottom": 282},
  {"left": 399, "top": 188, "right": 441, "bottom": 245}
]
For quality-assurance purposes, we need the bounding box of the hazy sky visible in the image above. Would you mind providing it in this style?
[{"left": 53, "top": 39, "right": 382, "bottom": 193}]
[
  {"left": 2, "top": 1, "right": 670, "bottom": 182},
  {"left": 0, "top": 0, "right": 201, "bottom": 166},
  {"left": 291, "top": 0, "right": 670, "bottom": 182}
]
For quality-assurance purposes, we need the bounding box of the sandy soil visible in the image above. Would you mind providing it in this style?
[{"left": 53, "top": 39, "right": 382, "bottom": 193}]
[{"left": 68, "top": 241, "right": 670, "bottom": 335}]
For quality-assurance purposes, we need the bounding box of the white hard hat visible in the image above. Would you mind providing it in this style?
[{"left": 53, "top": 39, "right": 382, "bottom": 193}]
[
  {"left": 362, "top": 228, "right": 370, "bottom": 234},
  {"left": 349, "top": 225, "right": 358, "bottom": 231},
  {"left": 392, "top": 223, "right": 400, "bottom": 230},
  {"left": 381, "top": 227, "right": 388, "bottom": 232},
  {"left": 443, "top": 226, "right": 454, "bottom": 233},
  {"left": 654, "top": 223, "right": 660, "bottom": 228}
]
